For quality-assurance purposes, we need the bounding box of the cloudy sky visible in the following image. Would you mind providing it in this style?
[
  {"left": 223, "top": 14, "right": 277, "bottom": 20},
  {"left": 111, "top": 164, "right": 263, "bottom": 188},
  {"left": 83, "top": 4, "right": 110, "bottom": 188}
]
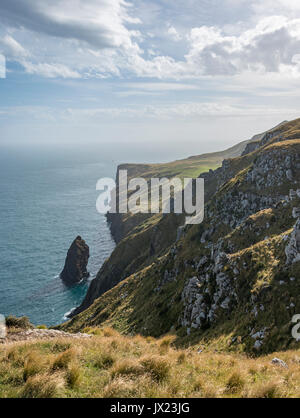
[{"left": 1, "top": 0, "right": 300, "bottom": 157}]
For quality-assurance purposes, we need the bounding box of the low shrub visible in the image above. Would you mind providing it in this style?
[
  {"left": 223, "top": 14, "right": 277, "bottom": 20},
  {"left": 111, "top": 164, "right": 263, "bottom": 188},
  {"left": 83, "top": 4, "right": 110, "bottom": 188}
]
[{"left": 6, "top": 316, "right": 32, "bottom": 330}]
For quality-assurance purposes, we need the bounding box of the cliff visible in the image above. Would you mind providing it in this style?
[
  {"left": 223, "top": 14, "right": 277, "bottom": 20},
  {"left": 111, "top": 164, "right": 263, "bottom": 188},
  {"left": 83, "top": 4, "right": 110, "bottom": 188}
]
[
  {"left": 60, "top": 236, "right": 90, "bottom": 286},
  {"left": 71, "top": 137, "right": 250, "bottom": 316},
  {"left": 62, "top": 118, "right": 300, "bottom": 354}
]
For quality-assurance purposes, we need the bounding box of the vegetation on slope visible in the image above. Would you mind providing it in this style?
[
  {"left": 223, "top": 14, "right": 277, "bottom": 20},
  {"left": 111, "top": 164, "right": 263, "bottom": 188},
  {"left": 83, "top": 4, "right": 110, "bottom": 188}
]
[
  {"left": 63, "top": 118, "right": 300, "bottom": 357},
  {"left": 1, "top": 326, "right": 300, "bottom": 398}
]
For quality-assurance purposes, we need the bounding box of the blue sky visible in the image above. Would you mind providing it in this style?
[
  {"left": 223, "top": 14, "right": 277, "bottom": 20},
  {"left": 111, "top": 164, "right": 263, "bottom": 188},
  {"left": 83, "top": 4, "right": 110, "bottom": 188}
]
[{"left": 1, "top": 0, "right": 300, "bottom": 156}]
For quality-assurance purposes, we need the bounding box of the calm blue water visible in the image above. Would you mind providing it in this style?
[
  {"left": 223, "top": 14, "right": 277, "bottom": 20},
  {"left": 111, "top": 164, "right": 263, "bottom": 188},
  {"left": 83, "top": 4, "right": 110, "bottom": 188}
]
[
  {"left": 0, "top": 148, "right": 116, "bottom": 326},
  {"left": 0, "top": 142, "right": 194, "bottom": 327}
]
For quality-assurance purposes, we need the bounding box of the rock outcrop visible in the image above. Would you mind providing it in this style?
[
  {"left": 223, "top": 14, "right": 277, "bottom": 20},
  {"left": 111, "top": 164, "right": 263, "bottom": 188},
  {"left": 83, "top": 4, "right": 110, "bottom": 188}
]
[
  {"left": 60, "top": 236, "right": 90, "bottom": 286},
  {"left": 286, "top": 219, "right": 300, "bottom": 264}
]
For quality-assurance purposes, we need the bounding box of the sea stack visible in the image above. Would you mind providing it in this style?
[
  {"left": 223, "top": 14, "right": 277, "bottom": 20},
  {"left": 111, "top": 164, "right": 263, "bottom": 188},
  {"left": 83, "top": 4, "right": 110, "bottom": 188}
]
[{"left": 60, "top": 236, "right": 90, "bottom": 286}]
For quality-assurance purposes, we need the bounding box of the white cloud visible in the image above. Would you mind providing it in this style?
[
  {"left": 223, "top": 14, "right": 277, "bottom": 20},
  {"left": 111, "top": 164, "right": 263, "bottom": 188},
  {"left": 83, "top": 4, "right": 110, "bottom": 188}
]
[
  {"left": 0, "top": 0, "right": 141, "bottom": 78},
  {"left": 122, "top": 82, "right": 200, "bottom": 91},
  {"left": 0, "top": 0, "right": 140, "bottom": 49},
  {"left": 114, "top": 82, "right": 201, "bottom": 96},
  {"left": 22, "top": 62, "right": 81, "bottom": 79},
  {"left": 183, "top": 16, "right": 300, "bottom": 76},
  {"left": 0, "top": 35, "right": 29, "bottom": 57},
  {"left": 1, "top": 101, "right": 297, "bottom": 125},
  {"left": 251, "top": 0, "right": 300, "bottom": 16},
  {"left": 0, "top": 0, "right": 300, "bottom": 84},
  {"left": 167, "top": 26, "right": 182, "bottom": 41}
]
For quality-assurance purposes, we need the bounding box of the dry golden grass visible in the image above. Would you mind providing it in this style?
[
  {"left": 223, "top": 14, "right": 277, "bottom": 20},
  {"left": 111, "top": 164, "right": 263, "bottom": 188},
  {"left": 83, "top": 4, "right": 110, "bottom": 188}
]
[
  {"left": 66, "top": 363, "right": 82, "bottom": 389},
  {"left": 1, "top": 328, "right": 300, "bottom": 398},
  {"left": 51, "top": 348, "right": 77, "bottom": 371},
  {"left": 21, "top": 373, "right": 63, "bottom": 398},
  {"left": 23, "top": 351, "right": 47, "bottom": 382}
]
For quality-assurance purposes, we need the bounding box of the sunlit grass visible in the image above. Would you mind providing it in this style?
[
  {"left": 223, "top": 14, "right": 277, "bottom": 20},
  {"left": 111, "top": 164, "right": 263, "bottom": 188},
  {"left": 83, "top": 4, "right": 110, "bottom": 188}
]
[{"left": 1, "top": 329, "right": 300, "bottom": 398}]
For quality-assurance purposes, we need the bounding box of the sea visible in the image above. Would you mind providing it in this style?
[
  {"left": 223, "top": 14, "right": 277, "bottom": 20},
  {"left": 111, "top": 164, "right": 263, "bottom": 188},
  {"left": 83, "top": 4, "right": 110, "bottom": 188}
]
[{"left": 0, "top": 143, "right": 184, "bottom": 326}]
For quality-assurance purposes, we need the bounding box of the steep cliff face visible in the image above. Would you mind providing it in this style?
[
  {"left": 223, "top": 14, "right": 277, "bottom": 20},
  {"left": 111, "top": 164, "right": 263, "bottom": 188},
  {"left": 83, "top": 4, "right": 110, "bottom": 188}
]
[
  {"left": 60, "top": 236, "right": 90, "bottom": 286},
  {"left": 71, "top": 134, "right": 266, "bottom": 316},
  {"left": 63, "top": 118, "right": 300, "bottom": 354}
]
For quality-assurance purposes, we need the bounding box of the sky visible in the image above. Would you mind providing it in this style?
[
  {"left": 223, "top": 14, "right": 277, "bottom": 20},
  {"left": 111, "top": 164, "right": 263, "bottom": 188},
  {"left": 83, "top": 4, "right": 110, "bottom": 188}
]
[{"left": 1, "top": 0, "right": 300, "bottom": 158}]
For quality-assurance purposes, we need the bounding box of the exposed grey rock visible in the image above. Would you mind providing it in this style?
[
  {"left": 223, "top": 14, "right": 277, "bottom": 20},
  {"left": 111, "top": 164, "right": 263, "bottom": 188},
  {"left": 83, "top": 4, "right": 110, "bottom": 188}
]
[
  {"left": 197, "top": 256, "right": 208, "bottom": 269},
  {"left": 176, "top": 226, "right": 185, "bottom": 241},
  {"left": 254, "top": 340, "right": 263, "bottom": 350},
  {"left": 286, "top": 169, "right": 293, "bottom": 181},
  {"left": 271, "top": 358, "right": 288, "bottom": 368},
  {"left": 220, "top": 297, "right": 231, "bottom": 309},
  {"left": 181, "top": 247, "right": 237, "bottom": 330},
  {"left": 251, "top": 327, "right": 267, "bottom": 341},
  {"left": 292, "top": 207, "right": 300, "bottom": 219},
  {"left": 285, "top": 219, "right": 300, "bottom": 264}
]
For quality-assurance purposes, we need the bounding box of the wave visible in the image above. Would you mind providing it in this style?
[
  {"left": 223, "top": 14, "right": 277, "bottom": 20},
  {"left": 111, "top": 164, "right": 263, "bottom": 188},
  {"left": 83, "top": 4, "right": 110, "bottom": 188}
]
[{"left": 62, "top": 307, "right": 76, "bottom": 321}]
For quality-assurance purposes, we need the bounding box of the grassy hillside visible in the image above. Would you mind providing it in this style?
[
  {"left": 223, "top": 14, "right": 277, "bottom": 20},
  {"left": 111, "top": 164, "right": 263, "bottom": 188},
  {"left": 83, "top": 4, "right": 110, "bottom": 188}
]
[
  {"left": 63, "top": 118, "right": 300, "bottom": 356},
  {"left": 72, "top": 127, "right": 274, "bottom": 316},
  {"left": 1, "top": 325, "right": 300, "bottom": 398}
]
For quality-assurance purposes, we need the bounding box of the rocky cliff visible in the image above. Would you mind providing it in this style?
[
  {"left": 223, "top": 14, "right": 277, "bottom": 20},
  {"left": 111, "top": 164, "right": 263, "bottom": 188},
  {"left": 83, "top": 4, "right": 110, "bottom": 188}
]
[
  {"left": 71, "top": 128, "right": 275, "bottom": 316},
  {"left": 62, "top": 118, "right": 300, "bottom": 354},
  {"left": 60, "top": 236, "right": 90, "bottom": 286}
]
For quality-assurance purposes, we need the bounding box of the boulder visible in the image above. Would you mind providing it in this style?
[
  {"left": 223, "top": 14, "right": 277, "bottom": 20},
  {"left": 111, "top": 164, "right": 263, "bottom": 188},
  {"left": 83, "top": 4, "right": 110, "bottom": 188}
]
[
  {"left": 292, "top": 207, "right": 300, "bottom": 219},
  {"left": 271, "top": 358, "right": 288, "bottom": 368},
  {"left": 60, "top": 236, "right": 90, "bottom": 286}
]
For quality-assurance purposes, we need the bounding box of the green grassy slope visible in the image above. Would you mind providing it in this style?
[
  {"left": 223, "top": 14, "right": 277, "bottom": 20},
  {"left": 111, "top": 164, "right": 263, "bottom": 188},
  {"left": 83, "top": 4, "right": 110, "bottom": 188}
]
[{"left": 62, "top": 118, "right": 300, "bottom": 355}]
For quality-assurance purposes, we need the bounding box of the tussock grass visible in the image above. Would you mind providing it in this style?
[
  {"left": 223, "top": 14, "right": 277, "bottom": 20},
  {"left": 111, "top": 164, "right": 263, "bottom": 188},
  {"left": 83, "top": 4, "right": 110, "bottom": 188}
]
[
  {"left": 1, "top": 331, "right": 300, "bottom": 398},
  {"left": 6, "top": 346, "right": 27, "bottom": 367},
  {"left": 21, "top": 374, "right": 62, "bottom": 398},
  {"left": 158, "top": 335, "right": 176, "bottom": 349},
  {"left": 177, "top": 351, "right": 186, "bottom": 364},
  {"left": 140, "top": 355, "right": 170, "bottom": 382},
  {"left": 111, "top": 359, "right": 145, "bottom": 378},
  {"left": 51, "top": 348, "right": 77, "bottom": 371},
  {"left": 66, "top": 363, "right": 81, "bottom": 389},
  {"left": 93, "top": 352, "right": 115, "bottom": 370},
  {"left": 23, "top": 352, "right": 46, "bottom": 382},
  {"left": 225, "top": 372, "right": 245, "bottom": 393},
  {"left": 249, "top": 381, "right": 282, "bottom": 398}
]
